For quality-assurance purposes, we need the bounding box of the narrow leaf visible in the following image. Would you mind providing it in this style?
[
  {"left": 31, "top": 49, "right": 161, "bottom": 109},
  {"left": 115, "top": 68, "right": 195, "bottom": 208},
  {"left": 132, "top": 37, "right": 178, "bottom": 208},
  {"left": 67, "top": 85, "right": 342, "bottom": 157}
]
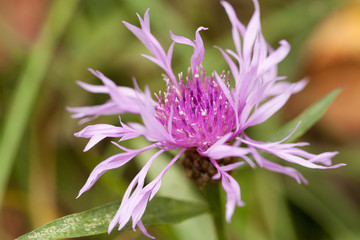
[
  {"left": 286, "top": 181, "right": 360, "bottom": 240},
  {"left": 17, "top": 197, "right": 208, "bottom": 240},
  {"left": 268, "top": 89, "right": 341, "bottom": 143}
]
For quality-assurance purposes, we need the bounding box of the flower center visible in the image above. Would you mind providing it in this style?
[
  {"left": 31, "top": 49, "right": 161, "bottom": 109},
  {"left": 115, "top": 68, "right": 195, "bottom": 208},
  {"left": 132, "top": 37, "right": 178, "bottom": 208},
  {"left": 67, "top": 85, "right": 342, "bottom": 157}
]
[{"left": 155, "top": 71, "right": 236, "bottom": 149}]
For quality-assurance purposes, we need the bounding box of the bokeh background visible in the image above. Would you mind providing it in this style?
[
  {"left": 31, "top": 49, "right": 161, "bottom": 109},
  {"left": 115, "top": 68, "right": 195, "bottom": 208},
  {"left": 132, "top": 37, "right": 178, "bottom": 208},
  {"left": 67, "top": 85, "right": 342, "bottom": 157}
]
[{"left": 0, "top": 0, "right": 359, "bottom": 239}]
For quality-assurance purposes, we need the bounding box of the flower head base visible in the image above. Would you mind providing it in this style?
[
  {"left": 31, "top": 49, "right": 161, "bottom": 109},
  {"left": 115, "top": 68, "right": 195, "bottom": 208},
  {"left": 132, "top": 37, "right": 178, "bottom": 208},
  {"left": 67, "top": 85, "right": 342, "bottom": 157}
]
[
  {"left": 182, "top": 148, "right": 238, "bottom": 186},
  {"left": 68, "top": 0, "right": 345, "bottom": 238}
]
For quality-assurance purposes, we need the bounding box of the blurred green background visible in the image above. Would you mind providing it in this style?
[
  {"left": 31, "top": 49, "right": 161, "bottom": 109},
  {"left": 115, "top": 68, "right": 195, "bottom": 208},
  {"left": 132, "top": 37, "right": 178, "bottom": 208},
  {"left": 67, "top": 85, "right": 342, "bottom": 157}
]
[{"left": 0, "top": 0, "right": 359, "bottom": 239}]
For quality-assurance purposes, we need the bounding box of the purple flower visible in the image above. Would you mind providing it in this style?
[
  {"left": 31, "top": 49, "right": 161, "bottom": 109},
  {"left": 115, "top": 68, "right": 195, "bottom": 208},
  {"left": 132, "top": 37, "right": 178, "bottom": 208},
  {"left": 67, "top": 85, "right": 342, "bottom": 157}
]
[{"left": 68, "top": 0, "right": 344, "bottom": 238}]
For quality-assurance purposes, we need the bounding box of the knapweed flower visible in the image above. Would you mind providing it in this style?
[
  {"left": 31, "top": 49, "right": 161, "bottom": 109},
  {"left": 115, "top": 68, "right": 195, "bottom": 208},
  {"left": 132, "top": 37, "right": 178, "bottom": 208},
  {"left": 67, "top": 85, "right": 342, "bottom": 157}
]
[{"left": 68, "top": 0, "right": 344, "bottom": 238}]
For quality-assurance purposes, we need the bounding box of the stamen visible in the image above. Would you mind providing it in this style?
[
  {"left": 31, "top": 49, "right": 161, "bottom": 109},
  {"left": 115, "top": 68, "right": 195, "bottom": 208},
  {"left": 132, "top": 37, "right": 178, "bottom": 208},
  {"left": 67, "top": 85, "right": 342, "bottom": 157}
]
[{"left": 154, "top": 69, "right": 236, "bottom": 149}]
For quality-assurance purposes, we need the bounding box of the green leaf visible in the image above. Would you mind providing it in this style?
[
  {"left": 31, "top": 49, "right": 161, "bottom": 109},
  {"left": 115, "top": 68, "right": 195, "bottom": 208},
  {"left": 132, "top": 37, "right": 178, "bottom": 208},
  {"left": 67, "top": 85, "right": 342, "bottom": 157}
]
[
  {"left": 17, "top": 197, "right": 208, "bottom": 240},
  {"left": 268, "top": 89, "right": 341, "bottom": 143}
]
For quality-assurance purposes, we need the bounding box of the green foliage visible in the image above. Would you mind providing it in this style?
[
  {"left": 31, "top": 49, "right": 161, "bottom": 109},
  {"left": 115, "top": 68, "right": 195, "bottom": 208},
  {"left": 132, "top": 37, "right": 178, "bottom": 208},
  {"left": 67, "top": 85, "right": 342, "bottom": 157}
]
[
  {"left": 17, "top": 197, "right": 207, "bottom": 239},
  {"left": 268, "top": 89, "right": 341, "bottom": 143}
]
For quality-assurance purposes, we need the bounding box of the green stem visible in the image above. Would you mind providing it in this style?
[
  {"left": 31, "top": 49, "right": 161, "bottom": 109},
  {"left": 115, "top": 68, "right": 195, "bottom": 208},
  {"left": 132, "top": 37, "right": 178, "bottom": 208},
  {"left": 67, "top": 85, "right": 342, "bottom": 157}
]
[{"left": 203, "top": 182, "right": 227, "bottom": 240}]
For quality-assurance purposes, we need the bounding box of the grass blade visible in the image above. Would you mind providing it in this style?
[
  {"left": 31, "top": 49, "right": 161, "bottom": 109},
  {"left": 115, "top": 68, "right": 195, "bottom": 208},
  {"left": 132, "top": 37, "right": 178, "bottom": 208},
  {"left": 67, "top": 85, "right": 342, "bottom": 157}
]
[{"left": 0, "top": 0, "right": 80, "bottom": 204}]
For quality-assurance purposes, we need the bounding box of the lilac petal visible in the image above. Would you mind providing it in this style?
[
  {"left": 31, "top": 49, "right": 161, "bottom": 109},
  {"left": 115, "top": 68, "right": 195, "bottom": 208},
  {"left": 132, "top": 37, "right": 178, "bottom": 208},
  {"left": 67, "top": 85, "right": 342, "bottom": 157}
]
[
  {"left": 221, "top": 0, "right": 246, "bottom": 55},
  {"left": 84, "top": 135, "right": 106, "bottom": 152},
  {"left": 137, "top": 220, "right": 155, "bottom": 239},
  {"left": 285, "top": 148, "right": 339, "bottom": 167},
  {"left": 249, "top": 34, "right": 262, "bottom": 70},
  {"left": 250, "top": 147, "right": 307, "bottom": 184},
  {"left": 221, "top": 1, "right": 246, "bottom": 36},
  {"left": 167, "top": 42, "right": 175, "bottom": 66},
  {"left": 243, "top": 0, "right": 260, "bottom": 64},
  {"left": 214, "top": 72, "right": 235, "bottom": 110},
  {"left": 77, "top": 144, "right": 159, "bottom": 198},
  {"left": 211, "top": 144, "right": 252, "bottom": 165},
  {"left": 67, "top": 71, "right": 152, "bottom": 122},
  {"left": 130, "top": 165, "right": 174, "bottom": 225},
  {"left": 76, "top": 80, "right": 141, "bottom": 100},
  {"left": 191, "top": 27, "right": 208, "bottom": 72},
  {"left": 170, "top": 31, "right": 194, "bottom": 46},
  {"left": 213, "top": 162, "right": 245, "bottom": 179},
  {"left": 76, "top": 80, "right": 108, "bottom": 93},
  {"left": 138, "top": 9, "right": 150, "bottom": 30},
  {"left": 87, "top": 69, "right": 148, "bottom": 105},
  {"left": 108, "top": 149, "right": 164, "bottom": 233},
  {"left": 202, "top": 133, "right": 232, "bottom": 153},
  {"left": 74, "top": 121, "right": 143, "bottom": 151},
  {"left": 88, "top": 69, "right": 153, "bottom": 112},
  {"left": 109, "top": 149, "right": 185, "bottom": 234},
  {"left": 122, "top": 11, "right": 177, "bottom": 86},
  {"left": 209, "top": 157, "right": 244, "bottom": 222},
  {"left": 264, "top": 78, "right": 307, "bottom": 98},
  {"left": 77, "top": 152, "right": 136, "bottom": 198},
  {"left": 223, "top": 173, "right": 245, "bottom": 222},
  {"left": 203, "top": 142, "right": 253, "bottom": 167},
  {"left": 127, "top": 122, "right": 147, "bottom": 136},
  {"left": 276, "top": 151, "right": 343, "bottom": 169},
  {"left": 122, "top": 21, "right": 165, "bottom": 62},
  {"left": 215, "top": 46, "right": 240, "bottom": 86},
  {"left": 138, "top": 86, "right": 174, "bottom": 143},
  {"left": 67, "top": 101, "right": 123, "bottom": 120},
  {"left": 171, "top": 27, "right": 208, "bottom": 74},
  {"left": 245, "top": 91, "right": 291, "bottom": 127},
  {"left": 264, "top": 160, "right": 308, "bottom": 184},
  {"left": 257, "top": 35, "right": 268, "bottom": 67},
  {"left": 226, "top": 49, "right": 241, "bottom": 64},
  {"left": 243, "top": 137, "right": 344, "bottom": 169},
  {"left": 130, "top": 79, "right": 172, "bottom": 143},
  {"left": 74, "top": 124, "right": 124, "bottom": 138},
  {"left": 149, "top": 181, "right": 162, "bottom": 200},
  {"left": 88, "top": 69, "right": 125, "bottom": 105},
  {"left": 236, "top": 64, "right": 258, "bottom": 107},
  {"left": 141, "top": 54, "right": 165, "bottom": 68},
  {"left": 118, "top": 124, "right": 145, "bottom": 142},
  {"left": 220, "top": 162, "right": 245, "bottom": 172},
  {"left": 132, "top": 191, "right": 152, "bottom": 230},
  {"left": 214, "top": 72, "right": 239, "bottom": 130},
  {"left": 309, "top": 152, "right": 339, "bottom": 166},
  {"left": 261, "top": 40, "right": 290, "bottom": 75}
]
